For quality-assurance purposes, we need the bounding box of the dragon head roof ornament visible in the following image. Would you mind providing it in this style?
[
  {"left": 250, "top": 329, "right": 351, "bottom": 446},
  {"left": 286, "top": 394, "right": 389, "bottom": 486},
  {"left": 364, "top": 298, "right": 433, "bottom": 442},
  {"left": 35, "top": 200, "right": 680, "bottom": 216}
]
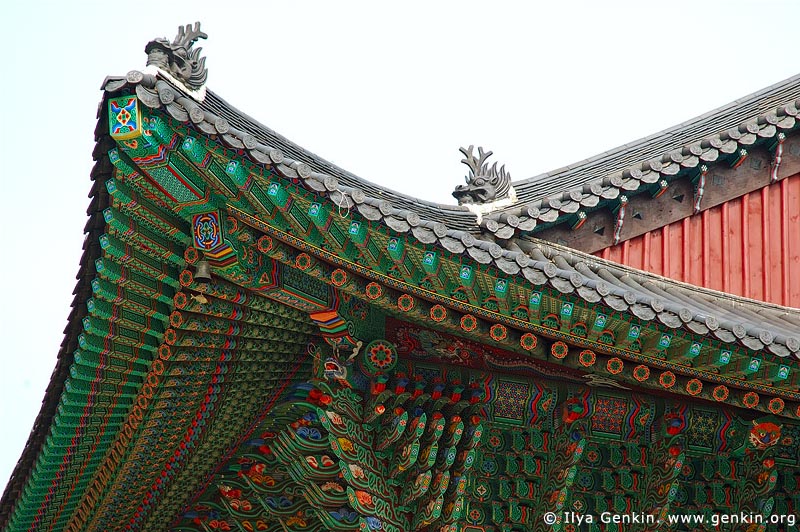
[
  {"left": 453, "top": 146, "right": 516, "bottom": 212},
  {"left": 145, "top": 22, "right": 208, "bottom": 98}
]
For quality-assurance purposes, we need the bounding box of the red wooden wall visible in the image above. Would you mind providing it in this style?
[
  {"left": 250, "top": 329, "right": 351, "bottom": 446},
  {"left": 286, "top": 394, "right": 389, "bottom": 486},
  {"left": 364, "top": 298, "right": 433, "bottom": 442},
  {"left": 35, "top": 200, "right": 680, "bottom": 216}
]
[{"left": 596, "top": 172, "right": 800, "bottom": 308}]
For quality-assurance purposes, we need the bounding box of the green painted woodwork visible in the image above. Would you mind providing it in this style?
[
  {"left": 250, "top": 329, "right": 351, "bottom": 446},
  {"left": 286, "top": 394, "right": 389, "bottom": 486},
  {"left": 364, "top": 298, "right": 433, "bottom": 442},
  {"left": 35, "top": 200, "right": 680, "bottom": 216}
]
[
  {"left": 743, "top": 357, "right": 763, "bottom": 376},
  {"left": 247, "top": 218, "right": 800, "bottom": 415},
  {"left": 108, "top": 95, "right": 142, "bottom": 140},
  {"left": 712, "top": 349, "right": 733, "bottom": 368},
  {"left": 10, "top": 92, "right": 800, "bottom": 532},
  {"left": 771, "top": 364, "right": 791, "bottom": 382},
  {"left": 168, "top": 333, "right": 797, "bottom": 532},
  {"left": 682, "top": 341, "right": 703, "bottom": 361},
  {"left": 266, "top": 182, "right": 291, "bottom": 210}
]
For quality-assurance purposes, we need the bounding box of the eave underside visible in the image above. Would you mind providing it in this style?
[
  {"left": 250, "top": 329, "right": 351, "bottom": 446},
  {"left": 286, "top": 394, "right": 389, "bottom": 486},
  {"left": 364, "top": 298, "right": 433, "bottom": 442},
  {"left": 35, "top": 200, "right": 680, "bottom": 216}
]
[
  {"left": 3, "top": 73, "right": 800, "bottom": 532},
  {"left": 128, "top": 74, "right": 800, "bottom": 359}
]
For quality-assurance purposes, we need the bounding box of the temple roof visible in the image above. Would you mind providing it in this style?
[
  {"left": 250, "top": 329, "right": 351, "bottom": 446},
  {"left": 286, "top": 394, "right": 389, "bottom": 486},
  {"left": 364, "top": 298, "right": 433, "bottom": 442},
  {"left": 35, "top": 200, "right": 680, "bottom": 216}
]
[
  {"left": 194, "top": 87, "right": 476, "bottom": 225},
  {"left": 122, "top": 73, "right": 800, "bottom": 358},
  {"left": 3, "top": 24, "right": 800, "bottom": 531},
  {"left": 477, "top": 73, "right": 800, "bottom": 244},
  {"left": 508, "top": 72, "right": 800, "bottom": 204}
]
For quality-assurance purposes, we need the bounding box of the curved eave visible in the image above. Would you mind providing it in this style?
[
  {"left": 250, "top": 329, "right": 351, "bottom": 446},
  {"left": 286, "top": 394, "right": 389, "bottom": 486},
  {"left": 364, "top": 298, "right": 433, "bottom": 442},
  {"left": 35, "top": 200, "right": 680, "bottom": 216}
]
[
  {"left": 0, "top": 82, "right": 318, "bottom": 531},
  {"left": 0, "top": 119, "right": 112, "bottom": 529},
  {"left": 3, "top": 67, "right": 800, "bottom": 530},
  {"left": 140, "top": 77, "right": 479, "bottom": 230},
  {"left": 120, "top": 72, "right": 800, "bottom": 358}
]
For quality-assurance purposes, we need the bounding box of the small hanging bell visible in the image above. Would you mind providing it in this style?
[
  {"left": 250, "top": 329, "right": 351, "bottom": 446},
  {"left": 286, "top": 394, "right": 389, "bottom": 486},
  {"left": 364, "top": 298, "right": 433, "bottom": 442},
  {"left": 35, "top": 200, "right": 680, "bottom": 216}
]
[{"left": 194, "top": 260, "right": 212, "bottom": 283}]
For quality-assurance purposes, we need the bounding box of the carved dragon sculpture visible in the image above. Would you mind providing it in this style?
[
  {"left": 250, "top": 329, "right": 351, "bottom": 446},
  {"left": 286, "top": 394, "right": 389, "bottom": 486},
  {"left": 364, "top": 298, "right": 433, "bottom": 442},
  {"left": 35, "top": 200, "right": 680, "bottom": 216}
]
[
  {"left": 145, "top": 22, "right": 208, "bottom": 90},
  {"left": 453, "top": 145, "right": 512, "bottom": 205}
]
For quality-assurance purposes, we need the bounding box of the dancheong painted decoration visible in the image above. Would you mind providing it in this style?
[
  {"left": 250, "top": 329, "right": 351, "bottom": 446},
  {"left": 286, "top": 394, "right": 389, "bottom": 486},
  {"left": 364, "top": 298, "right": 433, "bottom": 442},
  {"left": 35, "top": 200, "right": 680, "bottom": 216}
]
[{"left": 3, "top": 22, "right": 800, "bottom": 532}]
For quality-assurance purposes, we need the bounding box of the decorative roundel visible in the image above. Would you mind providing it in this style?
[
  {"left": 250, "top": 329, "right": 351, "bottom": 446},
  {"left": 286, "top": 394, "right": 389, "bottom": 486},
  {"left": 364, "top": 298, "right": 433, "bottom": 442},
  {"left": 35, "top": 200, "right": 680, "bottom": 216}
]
[
  {"left": 256, "top": 235, "right": 273, "bottom": 253},
  {"left": 479, "top": 457, "right": 498, "bottom": 475},
  {"left": 179, "top": 269, "right": 194, "bottom": 287},
  {"left": 520, "top": 333, "right": 538, "bottom": 351},
  {"left": 584, "top": 448, "right": 601, "bottom": 466},
  {"left": 430, "top": 304, "right": 447, "bottom": 322},
  {"left": 607, "top": 357, "right": 624, "bottom": 375},
  {"left": 151, "top": 359, "right": 165, "bottom": 376},
  {"left": 712, "top": 385, "right": 729, "bottom": 402},
  {"left": 686, "top": 379, "right": 703, "bottom": 396},
  {"left": 633, "top": 365, "right": 650, "bottom": 382},
  {"left": 486, "top": 433, "right": 504, "bottom": 452},
  {"left": 460, "top": 314, "right": 478, "bottom": 332},
  {"left": 365, "top": 282, "right": 383, "bottom": 300},
  {"left": 295, "top": 253, "right": 312, "bottom": 271},
  {"left": 768, "top": 397, "right": 785, "bottom": 414},
  {"left": 551, "top": 341, "right": 569, "bottom": 359},
  {"left": 184, "top": 247, "right": 199, "bottom": 264},
  {"left": 659, "top": 371, "right": 676, "bottom": 389},
  {"left": 743, "top": 391, "right": 760, "bottom": 408},
  {"left": 192, "top": 212, "right": 222, "bottom": 250},
  {"left": 468, "top": 507, "right": 484, "bottom": 523},
  {"left": 489, "top": 324, "right": 507, "bottom": 342},
  {"left": 472, "top": 478, "right": 492, "bottom": 502},
  {"left": 173, "top": 292, "right": 188, "bottom": 309},
  {"left": 576, "top": 471, "right": 594, "bottom": 489},
  {"left": 158, "top": 344, "right": 172, "bottom": 360},
  {"left": 169, "top": 311, "right": 184, "bottom": 328},
  {"left": 162, "top": 328, "right": 177, "bottom": 345},
  {"left": 398, "top": 294, "right": 415, "bottom": 312},
  {"left": 331, "top": 268, "right": 348, "bottom": 287},
  {"left": 579, "top": 350, "right": 596, "bottom": 367},
  {"left": 361, "top": 339, "right": 398, "bottom": 376}
]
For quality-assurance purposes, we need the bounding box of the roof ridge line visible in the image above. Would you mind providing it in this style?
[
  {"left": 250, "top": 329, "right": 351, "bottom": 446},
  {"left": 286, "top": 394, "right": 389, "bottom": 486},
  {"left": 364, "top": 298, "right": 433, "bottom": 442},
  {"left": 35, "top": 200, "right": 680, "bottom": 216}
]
[
  {"left": 107, "top": 71, "right": 800, "bottom": 358},
  {"left": 512, "top": 71, "right": 800, "bottom": 189}
]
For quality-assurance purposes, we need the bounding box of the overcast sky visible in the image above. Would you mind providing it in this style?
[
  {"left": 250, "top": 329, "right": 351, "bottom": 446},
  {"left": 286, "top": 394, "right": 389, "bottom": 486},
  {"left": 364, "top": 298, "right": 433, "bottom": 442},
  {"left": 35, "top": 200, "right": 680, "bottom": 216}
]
[{"left": 2, "top": 0, "right": 799, "bottom": 492}]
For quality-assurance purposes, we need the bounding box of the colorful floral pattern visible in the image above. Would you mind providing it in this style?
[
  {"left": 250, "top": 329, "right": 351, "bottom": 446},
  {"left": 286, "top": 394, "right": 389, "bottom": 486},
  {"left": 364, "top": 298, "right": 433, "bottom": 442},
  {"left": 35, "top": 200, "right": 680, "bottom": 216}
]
[
  {"left": 659, "top": 371, "right": 676, "bottom": 389},
  {"left": 685, "top": 379, "right": 702, "bottom": 396},
  {"left": 489, "top": 324, "right": 507, "bottom": 341},
  {"left": 361, "top": 339, "right": 398, "bottom": 375},
  {"left": 295, "top": 253, "right": 312, "bottom": 270},
  {"left": 579, "top": 350, "right": 596, "bottom": 367},
  {"left": 520, "top": 333, "right": 538, "bottom": 351},
  {"left": 365, "top": 282, "right": 383, "bottom": 300},
  {"left": 606, "top": 357, "right": 624, "bottom": 375},
  {"left": 712, "top": 385, "right": 729, "bottom": 402},
  {"left": 330, "top": 268, "right": 348, "bottom": 287},
  {"left": 551, "top": 341, "right": 569, "bottom": 359},
  {"left": 768, "top": 397, "right": 785, "bottom": 414},
  {"left": 460, "top": 314, "right": 477, "bottom": 332},
  {"left": 398, "top": 294, "right": 415, "bottom": 312},
  {"left": 743, "top": 392, "right": 760, "bottom": 408},
  {"left": 430, "top": 304, "right": 447, "bottom": 322}
]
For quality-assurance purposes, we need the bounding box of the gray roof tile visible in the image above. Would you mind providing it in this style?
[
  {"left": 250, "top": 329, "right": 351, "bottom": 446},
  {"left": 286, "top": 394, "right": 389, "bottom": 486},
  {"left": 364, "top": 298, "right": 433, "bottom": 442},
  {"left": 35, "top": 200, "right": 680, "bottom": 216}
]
[{"left": 101, "top": 73, "right": 800, "bottom": 358}]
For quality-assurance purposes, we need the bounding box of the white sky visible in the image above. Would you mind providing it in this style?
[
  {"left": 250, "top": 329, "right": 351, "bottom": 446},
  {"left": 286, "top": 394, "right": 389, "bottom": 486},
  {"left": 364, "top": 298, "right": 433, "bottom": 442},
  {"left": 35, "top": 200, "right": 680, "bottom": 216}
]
[{"left": 2, "top": 0, "right": 799, "bottom": 493}]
